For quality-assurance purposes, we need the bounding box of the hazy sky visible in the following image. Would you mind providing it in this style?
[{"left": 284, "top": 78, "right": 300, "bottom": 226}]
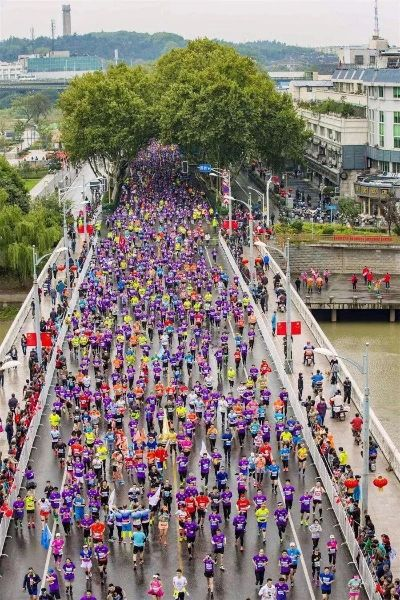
[{"left": 0, "top": 0, "right": 400, "bottom": 47}]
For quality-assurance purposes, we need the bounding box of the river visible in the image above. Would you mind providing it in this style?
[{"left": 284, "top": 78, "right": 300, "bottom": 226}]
[{"left": 321, "top": 321, "right": 400, "bottom": 446}]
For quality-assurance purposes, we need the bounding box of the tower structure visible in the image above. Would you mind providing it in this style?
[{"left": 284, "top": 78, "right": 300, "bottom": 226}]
[
  {"left": 62, "top": 4, "right": 71, "bottom": 37},
  {"left": 373, "top": 0, "right": 379, "bottom": 39}
]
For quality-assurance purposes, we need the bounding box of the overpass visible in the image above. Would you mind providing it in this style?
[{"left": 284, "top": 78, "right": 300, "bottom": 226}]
[{"left": 0, "top": 78, "right": 68, "bottom": 93}]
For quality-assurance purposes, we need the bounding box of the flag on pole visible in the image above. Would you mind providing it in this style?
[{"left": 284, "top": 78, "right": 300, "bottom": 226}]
[
  {"left": 199, "top": 440, "right": 211, "bottom": 460},
  {"left": 148, "top": 486, "right": 161, "bottom": 507},
  {"left": 108, "top": 489, "right": 116, "bottom": 511},
  {"left": 41, "top": 524, "right": 52, "bottom": 550}
]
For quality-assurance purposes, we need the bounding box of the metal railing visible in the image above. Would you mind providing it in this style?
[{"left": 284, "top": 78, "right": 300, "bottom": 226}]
[
  {"left": 259, "top": 242, "right": 400, "bottom": 484},
  {"left": 0, "top": 223, "right": 101, "bottom": 569},
  {"left": 219, "top": 233, "right": 382, "bottom": 600}
]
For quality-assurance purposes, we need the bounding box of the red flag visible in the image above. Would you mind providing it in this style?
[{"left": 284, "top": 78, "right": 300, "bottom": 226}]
[
  {"left": 221, "top": 220, "right": 238, "bottom": 231},
  {"left": 25, "top": 332, "right": 53, "bottom": 347},
  {"left": 276, "top": 321, "right": 302, "bottom": 336}
]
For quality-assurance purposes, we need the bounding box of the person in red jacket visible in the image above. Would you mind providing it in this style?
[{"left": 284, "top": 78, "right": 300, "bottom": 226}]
[
  {"left": 196, "top": 492, "right": 210, "bottom": 527},
  {"left": 383, "top": 272, "right": 391, "bottom": 289},
  {"left": 236, "top": 493, "right": 250, "bottom": 514}
]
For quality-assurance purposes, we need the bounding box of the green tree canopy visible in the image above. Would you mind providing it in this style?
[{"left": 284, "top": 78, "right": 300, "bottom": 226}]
[
  {"left": 0, "top": 155, "right": 29, "bottom": 211},
  {"left": 59, "top": 64, "right": 157, "bottom": 180},
  {"left": 153, "top": 39, "right": 308, "bottom": 170}
]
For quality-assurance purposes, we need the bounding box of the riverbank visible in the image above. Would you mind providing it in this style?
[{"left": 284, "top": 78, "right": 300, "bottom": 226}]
[{"left": 321, "top": 320, "right": 400, "bottom": 446}]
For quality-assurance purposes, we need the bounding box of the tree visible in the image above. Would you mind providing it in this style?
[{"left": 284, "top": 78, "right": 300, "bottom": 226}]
[
  {"left": 12, "top": 92, "right": 52, "bottom": 125},
  {"left": 153, "top": 39, "right": 308, "bottom": 170},
  {"left": 381, "top": 196, "right": 400, "bottom": 234},
  {"left": 59, "top": 64, "right": 157, "bottom": 183},
  {"left": 338, "top": 196, "right": 360, "bottom": 225},
  {"left": 0, "top": 155, "right": 29, "bottom": 211}
]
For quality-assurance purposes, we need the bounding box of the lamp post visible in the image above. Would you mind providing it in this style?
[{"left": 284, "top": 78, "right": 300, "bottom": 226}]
[
  {"left": 32, "top": 245, "right": 67, "bottom": 364},
  {"left": 265, "top": 175, "right": 273, "bottom": 227},
  {"left": 285, "top": 239, "right": 293, "bottom": 373},
  {"left": 225, "top": 193, "right": 254, "bottom": 283},
  {"left": 314, "top": 343, "right": 370, "bottom": 524},
  {"left": 253, "top": 238, "right": 293, "bottom": 373},
  {"left": 248, "top": 186, "right": 265, "bottom": 223},
  {"left": 210, "top": 169, "right": 232, "bottom": 235}
]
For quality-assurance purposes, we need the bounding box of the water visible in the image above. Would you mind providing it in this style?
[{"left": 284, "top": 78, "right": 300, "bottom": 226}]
[{"left": 321, "top": 321, "right": 400, "bottom": 446}]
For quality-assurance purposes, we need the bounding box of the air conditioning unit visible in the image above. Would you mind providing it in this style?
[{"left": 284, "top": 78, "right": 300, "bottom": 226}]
[{"left": 321, "top": 158, "right": 327, "bottom": 165}]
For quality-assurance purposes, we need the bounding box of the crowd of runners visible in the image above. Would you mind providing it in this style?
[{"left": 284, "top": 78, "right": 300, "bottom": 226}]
[{"left": 0, "top": 143, "right": 390, "bottom": 600}]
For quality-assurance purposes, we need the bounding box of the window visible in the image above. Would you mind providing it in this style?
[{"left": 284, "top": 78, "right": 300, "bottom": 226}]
[
  {"left": 379, "top": 111, "right": 385, "bottom": 146},
  {"left": 320, "top": 126, "right": 325, "bottom": 137},
  {"left": 379, "top": 161, "right": 390, "bottom": 171},
  {"left": 370, "top": 55, "right": 376, "bottom": 65},
  {"left": 354, "top": 55, "right": 364, "bottom": 65},
  {"left": 378, "top": 86, "right": 384, "bottom": 98},
  {"left": 392, "top": 162, "right": 400, "bottom": 173},
  {"left": 357, "top": 83, "right": 363, "bottom": 94},
  {"left": 394, "top": 112, "right": 400, "bottom": 148},
  {"left": 393, "top": 87, "right": 400, "bottom": 98},
  {"left": 336, "top": 132, "right": 341, "bottom": 143}
]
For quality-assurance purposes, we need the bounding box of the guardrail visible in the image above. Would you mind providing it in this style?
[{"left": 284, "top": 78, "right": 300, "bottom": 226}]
[
  {"left": 272, "top": 233, "right": 399, "bottom": 245},
  {"left": 0, "top": 225, "right": 100, "bottom": 569},
  {"left": 259, "top": 242, "right": 400, "bottom": 484},
  {"left": 219, "top": 233, "right": 381, "bottom": 600},
  {"left": 0, "top": 239, "right": 65, "bottom": 363}
]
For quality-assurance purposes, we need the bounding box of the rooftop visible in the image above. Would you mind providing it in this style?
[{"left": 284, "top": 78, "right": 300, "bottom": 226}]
[{"left": 333, "top": 67, "right": 400, "bottom": 84}]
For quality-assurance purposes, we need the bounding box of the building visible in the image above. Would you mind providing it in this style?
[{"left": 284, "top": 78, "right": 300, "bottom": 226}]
[
  {"left": 354, "top": 174, "right": 400, "bottom": 216},
  {"left": 0, "top": 61, "right": 23, "bottom": 80},
  {"left": 337, "top": 36, "right": 389, "bottom": 67},
  {"left": 16, "top": 51, "right": 104, "bottom": 80},
  {"left": 299, "top": 106, "right": 368, "bottom": 196},
  {"left": 62, "top": 4, "right": 72, "bottom": 37}
]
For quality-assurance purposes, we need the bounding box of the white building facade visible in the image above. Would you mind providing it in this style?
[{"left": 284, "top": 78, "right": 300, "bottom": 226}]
[{"left": 0, "top": 61, "right": 23, "bottom": 80}]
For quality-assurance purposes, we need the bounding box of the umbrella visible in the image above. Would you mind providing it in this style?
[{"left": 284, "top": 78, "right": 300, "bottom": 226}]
[{"left": 1, "top": 360, "right": 21, "bottom": 370}]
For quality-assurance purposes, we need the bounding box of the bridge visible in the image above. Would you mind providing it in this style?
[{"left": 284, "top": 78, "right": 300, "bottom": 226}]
[
  {"left": 0, "top": 78, "right": 69, "bottom": 93},
  {"left": 0, "top": 153, "right": 397, "bottom": 599}
]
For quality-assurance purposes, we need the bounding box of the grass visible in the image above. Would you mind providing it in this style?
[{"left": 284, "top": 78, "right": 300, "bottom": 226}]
[{"left": 24, "top": 178, "right": 41, "bottom": 191}]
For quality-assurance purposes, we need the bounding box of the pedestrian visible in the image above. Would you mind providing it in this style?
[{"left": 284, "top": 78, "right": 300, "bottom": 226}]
[
  {"left": 253, "top": 548, "right": 269, "bottom": 586},
  {"left": 295, "top": 276, "right": 301, "bottom": 293},
  {"left": 172, "top": 569, "right": 188, "bottom": 600},
  {"left": 22, "top": 568, "right": 41, "bottom": 600},
  {"left": 309, "top": 518, "right": 322, "bottom": 549},
  {"left": 320, "top": 567, "right": 335, "bottom": 599},
  {"left": 147, "top": 574, "right": 165, "bottom": 599},
  {"left": 132, "top": 527, "right": 146, "bottom": 568},
  {"left": 351, "top": 274, "right": 358, "bottom": 291},
  {"left": 203, "top": 554, "right": 216, "bottom": 597},
  {"left": 45, "top": 569, "right": 60, "bottom": 600},
  {"left": 297, "top": 373, "right": 304, "bottom": 401},
  {"left": 258, "top": 579, "right": 276, "bottom": 599},
  {"left": 343, "top": 377, "right": 352, "bottom": 404},
  {"left": 21, "top": 333, "right": 28, "bottom": 356},
  {"left": 271, "top": 311, "right": 277, "bottom": 336}
]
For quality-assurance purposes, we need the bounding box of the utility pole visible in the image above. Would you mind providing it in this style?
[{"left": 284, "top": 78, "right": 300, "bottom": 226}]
[{"left": 51, "top": 19, "right": 56, "bottom": 52}]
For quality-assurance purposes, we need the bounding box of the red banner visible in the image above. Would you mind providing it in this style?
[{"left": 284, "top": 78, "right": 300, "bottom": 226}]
[
  {"left": 276, "top": 321, "right": 302, "bottom": 336},
  {"left": 221, "top": 220, "right": 238, "bottom": 231},
  {"left": 26, "top": 332, "right": 53, "bottom": 347}
]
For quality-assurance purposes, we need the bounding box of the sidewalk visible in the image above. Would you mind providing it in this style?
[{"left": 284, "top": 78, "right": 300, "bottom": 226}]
[
  {"left": 0, "top": 163, "right": 96, "bottom": 454},
  {"left": 255, "top": 249, "right": 400, "bottom": 572}
]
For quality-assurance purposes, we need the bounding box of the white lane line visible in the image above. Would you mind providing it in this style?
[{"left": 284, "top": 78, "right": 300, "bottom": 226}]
[{"left": 207, "top": 244, "right": 317, "bottom": 599}]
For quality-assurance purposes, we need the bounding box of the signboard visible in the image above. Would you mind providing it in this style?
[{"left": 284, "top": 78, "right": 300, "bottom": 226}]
[
  {"left": 276, "top": 321, "right": 302, "bottom": 336},
  {"left": 198, "top": 163, "right": 212, "bottom": 173},
  {"left": 326, "top": 204, "right": 338, "bottom": 211}
]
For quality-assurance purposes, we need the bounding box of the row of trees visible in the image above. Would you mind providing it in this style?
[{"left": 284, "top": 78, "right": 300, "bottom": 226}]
[
  {"left": 59, "top": 39, "right": 309, "bottom": 182},
  {"left": 0, "top": 157, "right": 62, "bottom": 280}
]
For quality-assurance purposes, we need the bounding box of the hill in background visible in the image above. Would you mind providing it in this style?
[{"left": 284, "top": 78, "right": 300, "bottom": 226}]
[{"left": 0, "top": 31, "right": 337, "bottom": 71}]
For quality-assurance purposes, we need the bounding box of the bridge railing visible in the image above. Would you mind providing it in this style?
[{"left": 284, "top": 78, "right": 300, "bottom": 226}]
[
  {"left": 258, "top": 243, "right": 400, "bottom": 483},
  {"left": 0, "top": 224, "right": 101, "bottom": 570},
  {"left": 219, "top": 232, "right": 382, "bottom": 600}
]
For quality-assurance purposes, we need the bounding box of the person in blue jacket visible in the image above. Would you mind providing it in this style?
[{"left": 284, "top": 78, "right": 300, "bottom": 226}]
[
  {"left": 22, "top": 567, "right": 41, "bottom": 599},
  {"left": 319, "top": 566, "right": 335, "bottom": 599}
]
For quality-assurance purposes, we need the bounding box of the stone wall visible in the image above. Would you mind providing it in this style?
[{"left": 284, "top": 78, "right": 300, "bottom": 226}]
[{"left": 271, "top": 243, "right": 400, "bottom": 274}]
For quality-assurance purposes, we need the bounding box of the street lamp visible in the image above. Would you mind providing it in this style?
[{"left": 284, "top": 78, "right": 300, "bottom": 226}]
[
  {"left": 32, "top": 244, "right": 67, "bottom": 364},
  {"left": 254, "top": 238, "right": 293, "bottom": 373},
  {"left": 265, "top": 175, "right": 273, "bottom": 227},
  {"left": 225, "top": 193, "right": 255, "bottom": 284},
  {"left": 209, "top": 168, "right": 232, "bottom": 236},
  {"left": 314, "top": 344, "right": 370, "bottom": 523},
  {"left": 248, "top": 186, "right": 265, "bottom": 223}
]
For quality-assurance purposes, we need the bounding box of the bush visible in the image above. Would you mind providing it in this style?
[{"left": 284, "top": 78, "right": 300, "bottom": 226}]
[
  {"left": 393, "top": 224, "right": 400, "bottom": 236},
  {"left": 290, "top": 220, "right": 303, "bottom": 233},
  {"left": 322, "top": 225, "right": 335, "bottom": 235}
]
